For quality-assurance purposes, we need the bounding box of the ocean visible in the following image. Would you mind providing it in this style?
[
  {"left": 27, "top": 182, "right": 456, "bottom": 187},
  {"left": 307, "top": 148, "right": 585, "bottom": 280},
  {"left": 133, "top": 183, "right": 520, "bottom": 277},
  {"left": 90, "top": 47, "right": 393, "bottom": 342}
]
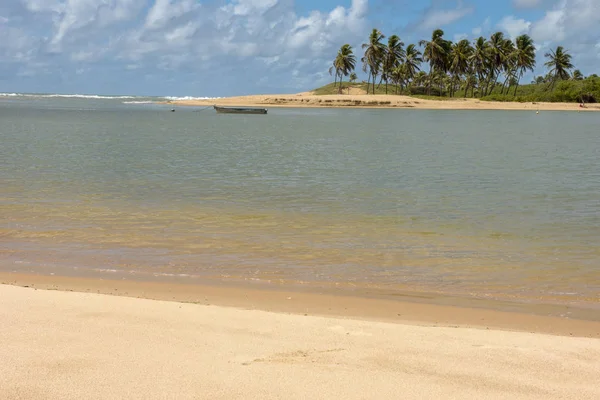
[{"left": 1, "top": 93, "right": 599, "bottom": 311}]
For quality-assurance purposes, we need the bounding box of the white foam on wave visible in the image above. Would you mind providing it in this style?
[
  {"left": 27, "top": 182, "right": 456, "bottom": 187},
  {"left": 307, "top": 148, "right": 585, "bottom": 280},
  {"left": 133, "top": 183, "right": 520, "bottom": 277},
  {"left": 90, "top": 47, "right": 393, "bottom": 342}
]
[
  {"left": 0, "top": 92, "right": 137, "bottom": 99},
  {"left": 122, "top": 100, "right": 155, "bottom": 104},
  {"left": 163, "top": 96, "right": 221, "bottom": 101}
]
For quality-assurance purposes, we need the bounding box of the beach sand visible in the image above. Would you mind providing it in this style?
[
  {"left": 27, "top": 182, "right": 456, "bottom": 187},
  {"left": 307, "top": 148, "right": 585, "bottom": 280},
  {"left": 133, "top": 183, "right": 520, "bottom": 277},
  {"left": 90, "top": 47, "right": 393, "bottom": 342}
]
[
  {"left": 169, "top": 92, "right": 600, "bottom": 111},
  {"left": 2, "top": 281, "right": 600, "bottom": 399}
]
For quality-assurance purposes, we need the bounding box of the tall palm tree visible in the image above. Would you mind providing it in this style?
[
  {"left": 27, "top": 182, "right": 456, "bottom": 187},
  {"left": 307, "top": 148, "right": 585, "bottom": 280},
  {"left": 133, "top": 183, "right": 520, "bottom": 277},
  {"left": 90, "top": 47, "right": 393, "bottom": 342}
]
[
  {"left": 329, "top": 44, "right": 356, "bottom": 87},
  {"left": 486, "top": 32, "right": 508, "bottom": 95},
  {"left": 471, "top": 37, "right": 490, "bottom": 97},
  {"left": 403, "top": 44, "right": 423, "bottom": 88},
  {"left": 499, "top": 39, "right": 516, "bottom": 94},
  {"left": 382, "top": 35, "right": 405, "bottom": 94},
  {"left": 511, "top": 34, "right": 536, "bottom": 96},
  {"left": 419, "top": 29, "right": 450, "bottom": 95},
  {"left": 545, "top": 46, "right": 574, "bottom": 89},
  {"left": 362, "top": 29, "right": 386, "bottom": 94},
  {"left": 449, "top": 39, "right": 473, "bottom": 97}
]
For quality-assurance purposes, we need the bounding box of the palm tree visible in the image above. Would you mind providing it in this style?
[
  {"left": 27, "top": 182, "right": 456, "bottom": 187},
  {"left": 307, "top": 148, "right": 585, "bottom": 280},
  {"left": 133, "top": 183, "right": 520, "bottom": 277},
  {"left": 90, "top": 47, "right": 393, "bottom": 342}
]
[
  {"left": 328, "top": 62, "right": 340, "bottom": 87},
  {"left": 532, "top": 75, "right": 545, "bottom": 84},
  {"left": 449, "top": 39, "right": 473, "bottom": 97},
  {"left": 362, "top": 29, "right": 386, "bottom": 94},
  {"left": 413, "top": 71, "right": 428, "bottom": 88},
  {"left": 512, "top": 34, "right": 536, "bottom": 96},
  {"left": 463, "top": 71, "right": 478, "bottom": 97},
  {"left": 390, "top": 65, "right": 406, "bottom": 94},
  {"left": 572, "top": 69, "right": 584, "bottom": 80},
  {"left": 486, "top": 32, "right": 508, "bottom": 95},
  {"left": 419, "top": 29, "right": 450, "bottom": 95},
  {"left": 499, "top": 39, "right": 516, "bottom": 94},
  {"left": 382, "top": 35, "right": 405, "bottom": 94},
  {"left": 404, "top": 44, "right": 423, "bottom": 89},
  {"left": 544, "top": 46, "right": 574, "bottom": 89},
  {"left": 329, "top": 44, "right": 356, "bottom": 87},
  {"left": 471, "top": 37, "right": 490, "bottom": 97},
  {"left": 349, "top": 72, "right": 358, "bottom": 83}
]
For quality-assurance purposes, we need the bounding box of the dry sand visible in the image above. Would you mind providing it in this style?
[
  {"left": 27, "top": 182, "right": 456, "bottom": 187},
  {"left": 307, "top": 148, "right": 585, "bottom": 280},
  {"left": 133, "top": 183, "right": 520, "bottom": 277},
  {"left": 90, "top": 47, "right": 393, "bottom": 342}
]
[
  {"left": 169, "top": 91, "right": 600, "bottom": 112},
  {"left": 2, "top": 284, "right": 599, "bottom": 400}
]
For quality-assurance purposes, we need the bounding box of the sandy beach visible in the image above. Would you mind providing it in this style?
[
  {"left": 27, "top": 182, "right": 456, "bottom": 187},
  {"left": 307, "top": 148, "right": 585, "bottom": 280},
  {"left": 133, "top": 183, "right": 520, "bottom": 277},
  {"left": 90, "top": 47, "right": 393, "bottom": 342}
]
[
  {"left": 169, "top": 92, "right": 600, "bottom": 111},
  {"left": 2, "top": 280, "right": 600, "bottom": 400}
]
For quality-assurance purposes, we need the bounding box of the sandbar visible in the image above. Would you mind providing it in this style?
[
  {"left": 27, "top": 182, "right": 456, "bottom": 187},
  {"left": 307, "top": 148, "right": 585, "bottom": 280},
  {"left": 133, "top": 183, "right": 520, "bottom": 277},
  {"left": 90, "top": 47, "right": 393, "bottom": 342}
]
[{"left": 168, "top": 92, "right": 600, "bottom": 112}]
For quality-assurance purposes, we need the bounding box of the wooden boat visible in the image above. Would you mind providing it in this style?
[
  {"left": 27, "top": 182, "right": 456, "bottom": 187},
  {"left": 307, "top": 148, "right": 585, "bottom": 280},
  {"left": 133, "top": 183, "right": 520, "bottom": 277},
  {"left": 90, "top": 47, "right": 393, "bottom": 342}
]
[{"left": 214, "top": 105, "right": 267, "bottom": 114}]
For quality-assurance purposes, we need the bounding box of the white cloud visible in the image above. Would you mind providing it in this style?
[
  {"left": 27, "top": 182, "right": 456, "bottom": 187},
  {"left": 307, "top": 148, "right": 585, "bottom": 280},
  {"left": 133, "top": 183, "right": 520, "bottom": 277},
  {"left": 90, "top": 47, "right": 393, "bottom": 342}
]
[
  {"left": 531, "top": 0, "right": 600, "bottom": 43},
  {"left": 528, "top": 0, "right": 600, "bottom": 76},
  {"left": 512, "top": 0, "right": 542, "bottom": 8},
  {"left": 530, "top": 9, "right": 564, "bottom": 42},
  {"left": 419, "top": 1, "right": 474, "bottom": 31},
  {"left": 497, "top": 16, "right": 531, "bottom": 40},
  {"left": 21, "top": 0, "right": 64, "bottom": 13},
  {"left": 145, "top": 0, "right": 198, "bottom": 30},
  {"left": 21, "top": 0, "right": 147, "bottom": 51}
]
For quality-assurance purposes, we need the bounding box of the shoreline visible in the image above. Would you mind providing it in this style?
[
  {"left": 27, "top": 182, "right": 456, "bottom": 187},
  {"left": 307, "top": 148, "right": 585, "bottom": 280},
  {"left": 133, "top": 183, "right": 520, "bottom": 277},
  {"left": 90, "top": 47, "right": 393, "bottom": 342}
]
[
  {"left": 165, "top": 92, "right": 600, "bottom": 111},
  {"left": 2, "top": 272, "right": 599, "bottom": 338}
]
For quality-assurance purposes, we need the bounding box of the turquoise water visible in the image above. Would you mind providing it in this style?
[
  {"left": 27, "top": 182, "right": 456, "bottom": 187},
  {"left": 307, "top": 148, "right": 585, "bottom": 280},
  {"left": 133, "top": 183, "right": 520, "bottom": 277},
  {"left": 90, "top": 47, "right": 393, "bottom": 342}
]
[{"left": 1, "top": 95, "right": 599, "bottom": 307}]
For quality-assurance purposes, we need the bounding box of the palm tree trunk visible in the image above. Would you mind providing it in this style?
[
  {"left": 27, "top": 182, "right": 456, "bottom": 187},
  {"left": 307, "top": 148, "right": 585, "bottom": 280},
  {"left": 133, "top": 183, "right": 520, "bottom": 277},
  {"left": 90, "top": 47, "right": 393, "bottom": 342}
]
[
  {"left": 485, "top": 70, "right": 496, "bottom": 96},
  {"left": 428, "top": 64, "right": 433, "bottom": 95},
  {"left": 372, "top": 72, "right": 377, "bottom": 94},
  {"left": 500, "top": 75, "right": 510, "bottom": 95},
  {"left": 513, "top": 75, "right": 521, "bottom": 96},
  {"left": 366, "top": 73, "right": 371, "bottom": 94}
]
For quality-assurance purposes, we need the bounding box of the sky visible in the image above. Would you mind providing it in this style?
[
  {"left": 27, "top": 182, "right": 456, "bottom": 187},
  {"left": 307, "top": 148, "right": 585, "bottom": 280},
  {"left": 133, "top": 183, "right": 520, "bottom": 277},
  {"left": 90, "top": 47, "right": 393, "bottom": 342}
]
[{"left": 1, "top": 0, "right": 599, "bottom": 96}]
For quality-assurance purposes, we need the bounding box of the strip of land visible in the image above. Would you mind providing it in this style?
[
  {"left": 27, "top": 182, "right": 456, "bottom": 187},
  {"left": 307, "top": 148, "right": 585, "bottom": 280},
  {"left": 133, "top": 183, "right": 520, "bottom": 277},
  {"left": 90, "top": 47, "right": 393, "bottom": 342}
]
[
  {"left": 168, "top": 91, "right": 600, "bottom": 111},
  {"left": 1, "top": 283, "right": 599, "bottom": 400}
]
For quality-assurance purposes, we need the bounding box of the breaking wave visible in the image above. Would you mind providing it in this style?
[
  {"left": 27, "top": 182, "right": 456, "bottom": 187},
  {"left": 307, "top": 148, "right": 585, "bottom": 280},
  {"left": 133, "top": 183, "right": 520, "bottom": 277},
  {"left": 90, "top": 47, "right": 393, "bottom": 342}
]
[
  {"left": 0, "top": 92, "right": 137, "bottom": 99},
  {"left": 163, "top": 96, "right": 221, "bottom": 101}
]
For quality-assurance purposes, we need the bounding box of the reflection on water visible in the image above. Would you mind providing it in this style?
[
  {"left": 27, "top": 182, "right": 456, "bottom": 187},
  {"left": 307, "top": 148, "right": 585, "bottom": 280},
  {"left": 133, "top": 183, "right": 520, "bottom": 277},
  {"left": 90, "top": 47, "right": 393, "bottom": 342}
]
[{"left": 1, "top": 101, "right": 600, "bottom": 308}]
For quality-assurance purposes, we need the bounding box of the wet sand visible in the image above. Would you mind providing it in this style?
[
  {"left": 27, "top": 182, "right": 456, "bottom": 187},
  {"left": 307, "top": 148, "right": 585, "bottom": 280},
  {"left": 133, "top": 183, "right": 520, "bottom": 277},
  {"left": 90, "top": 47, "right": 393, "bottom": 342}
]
[
  {"left": 2, "top": 273, "right": 599, "bottom": 338},
  {"left": 168, "top": 92, "right": 600, "bottom": 111},
  {"left": 2, "top": 283, "right": 599, "bottom": 400}
]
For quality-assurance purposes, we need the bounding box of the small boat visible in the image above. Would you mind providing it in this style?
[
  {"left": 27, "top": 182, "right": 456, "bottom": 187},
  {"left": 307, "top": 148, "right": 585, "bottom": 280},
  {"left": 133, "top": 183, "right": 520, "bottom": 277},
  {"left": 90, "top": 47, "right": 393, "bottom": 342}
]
[{"left": 213, "top": 105, "right": 267, "bottom": 115}]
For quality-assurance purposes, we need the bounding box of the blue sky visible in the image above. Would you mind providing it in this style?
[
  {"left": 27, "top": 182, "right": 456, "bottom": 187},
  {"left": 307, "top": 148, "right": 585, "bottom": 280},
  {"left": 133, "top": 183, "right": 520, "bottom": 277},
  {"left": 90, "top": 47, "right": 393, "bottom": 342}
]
[{"left": 1, "top": 0, "right": 599, "bottom": 96}]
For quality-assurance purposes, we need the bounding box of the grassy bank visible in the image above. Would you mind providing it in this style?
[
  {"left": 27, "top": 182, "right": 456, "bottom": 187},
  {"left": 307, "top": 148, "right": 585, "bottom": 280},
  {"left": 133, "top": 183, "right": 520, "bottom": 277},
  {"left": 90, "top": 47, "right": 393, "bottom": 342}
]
[{"left": 313, "top": 76, "right": 600, "bottom": 103}]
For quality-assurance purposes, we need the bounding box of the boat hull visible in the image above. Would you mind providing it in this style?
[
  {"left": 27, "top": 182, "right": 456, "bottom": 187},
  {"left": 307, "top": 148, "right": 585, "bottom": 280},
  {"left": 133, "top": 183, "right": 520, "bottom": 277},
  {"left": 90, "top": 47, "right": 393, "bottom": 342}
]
[{"left": 214, "top": 106, "right": 267, "bottom": 114}]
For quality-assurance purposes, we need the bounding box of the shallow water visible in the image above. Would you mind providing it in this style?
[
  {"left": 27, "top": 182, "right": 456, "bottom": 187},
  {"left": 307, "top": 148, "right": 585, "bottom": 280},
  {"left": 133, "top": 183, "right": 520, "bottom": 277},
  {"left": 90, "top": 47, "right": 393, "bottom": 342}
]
[{"left": 1, "top": 96, "right": 599, "bottom": 308}]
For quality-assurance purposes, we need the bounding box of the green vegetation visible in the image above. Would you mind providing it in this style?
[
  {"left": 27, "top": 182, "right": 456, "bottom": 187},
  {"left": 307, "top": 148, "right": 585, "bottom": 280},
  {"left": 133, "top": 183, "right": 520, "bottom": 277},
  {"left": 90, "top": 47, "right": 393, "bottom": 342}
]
[
  {"left": 324, "top": 28, "right": 599, "bottom": 103},
  {"left": 481, "top": 76, "right": 600, "bottom": 103}
]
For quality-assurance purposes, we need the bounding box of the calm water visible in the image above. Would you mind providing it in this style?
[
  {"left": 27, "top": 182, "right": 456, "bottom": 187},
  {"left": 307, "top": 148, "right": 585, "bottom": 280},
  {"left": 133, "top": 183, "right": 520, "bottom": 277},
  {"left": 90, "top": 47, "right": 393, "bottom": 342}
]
[{"left": 1, "top": 95, "right": 599, "bottom": 308}]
